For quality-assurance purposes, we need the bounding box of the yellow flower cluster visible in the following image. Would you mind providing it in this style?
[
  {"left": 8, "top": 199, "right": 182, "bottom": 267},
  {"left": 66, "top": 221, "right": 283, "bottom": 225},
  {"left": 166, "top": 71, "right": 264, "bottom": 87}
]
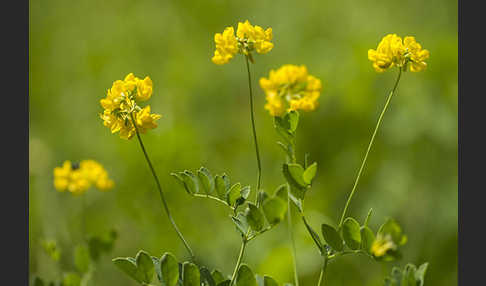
[
  {"left": 368, "top": 34, "right": 430, "bottom": 72},
  {"left": 370, "top": 233, "right": 397, "bottom": 257},
  {"left": 259, "top": 65, "right": 322, "bottom": 116},
  {"left": 212, "top": 20, "right": 273, "bottom": 65},
  {"left": 100, "top": 73, "right": 161, "bottom": 139},
  {"left": 53, "top": 160, "right": 114, "bottom": 195}
]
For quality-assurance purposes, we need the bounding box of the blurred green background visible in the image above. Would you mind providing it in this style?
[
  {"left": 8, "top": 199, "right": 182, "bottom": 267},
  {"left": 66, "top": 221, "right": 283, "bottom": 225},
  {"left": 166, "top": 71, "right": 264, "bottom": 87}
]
[{"left": 29, "top": 0, "right": 457, "bottom": 285}]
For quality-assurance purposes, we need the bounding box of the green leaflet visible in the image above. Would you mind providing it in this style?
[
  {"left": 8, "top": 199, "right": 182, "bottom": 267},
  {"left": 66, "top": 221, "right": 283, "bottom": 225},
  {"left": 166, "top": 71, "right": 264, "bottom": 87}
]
[
  {"left": 321, "top": 223, "right": 343, "bottom": 251},
  {"left": 182, "top": 262, "right": 200, "bottom": 286},
  {"left": 235, "top": 264, "right": 257, "bottom": 286},
  {"left": 342, "top": 217, "right": 361, "bottom": 250}
]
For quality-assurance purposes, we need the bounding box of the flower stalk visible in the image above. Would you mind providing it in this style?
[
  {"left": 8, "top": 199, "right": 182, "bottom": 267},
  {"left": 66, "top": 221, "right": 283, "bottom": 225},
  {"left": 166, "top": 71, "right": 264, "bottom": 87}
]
[
  {"left": 130, "top": 112, "right": 195, "bottom": 260},
  {"left": 338, "top": 68, "right": 403, "bottom": 228},
  {"left": 245, "top": 55, "right": 263, "bottom": 205}
]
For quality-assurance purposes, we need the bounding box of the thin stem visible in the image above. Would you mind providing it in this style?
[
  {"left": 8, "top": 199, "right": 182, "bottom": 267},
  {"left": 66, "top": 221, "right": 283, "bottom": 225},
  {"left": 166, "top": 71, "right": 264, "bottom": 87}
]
[
  {"left": 288, "top": 196, "right": 300, "bottom": 286},
  {"left": 230, "top": 238, "right": 248, "bottom": 285},
  {"left": 285, "top": 135, "right": 300, "bottom": 286},
  {"left": 246, "top": 224, "right": 276, "bottom": 242},
  {"left": 245, "top": 55, "right": 263, "bottom": 206},
  {"left": 302, "top": 215, "right": 323, "bottom": 254},
  {"left": 192, "top": 194, "right": 234, "bottom": 209},
  {"left": 130, "top": 113, "right": 195, "bottom": 260},
  {"left": 338, "top": 68, "right": 403, "bottom": 228},
  {"left": 316, "top": 256, "right": 328, "bottom": 286},
  {"left": 81, "top": 194, "right": 86, "bottom": 242}
]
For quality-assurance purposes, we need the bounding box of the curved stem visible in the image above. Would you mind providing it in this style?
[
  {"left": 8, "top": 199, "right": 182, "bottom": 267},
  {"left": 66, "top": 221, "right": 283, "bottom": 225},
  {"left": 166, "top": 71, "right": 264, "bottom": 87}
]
[
  {"left": 316, "top": 256, "right": 328, "bottom": 286},
  {"left": 245, "top": 55, "right": 263, "bottom": 205},
  {"left": 130, "top": 113, "right": 195, "bottom": 260},
  {"left": 338, "top": 68, "right": 403, "bottom": 228},
  {"left": 230, "top": 238, "right": 248, "bottom": 285}
]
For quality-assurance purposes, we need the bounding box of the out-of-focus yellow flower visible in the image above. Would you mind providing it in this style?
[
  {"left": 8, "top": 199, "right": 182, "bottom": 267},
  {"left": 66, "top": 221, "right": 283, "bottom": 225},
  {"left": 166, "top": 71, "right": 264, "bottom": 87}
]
[
  {"left": 259, "top": 64, "right": 322, "bottom": 116},
  {"left": 100, "top": 73, "right": 161, "bottom": 139},
  {"left": 371, "top": 233, "right": 397, "bottom": 257},
  {"left": 211, "top": 20, "right": 273, "bottom": 65},
  {"left": 368, "top": 34, "right": 430, "bottom": 72},
  {"left": 53, "top": 160, "right": 114, "bottom": 195}
]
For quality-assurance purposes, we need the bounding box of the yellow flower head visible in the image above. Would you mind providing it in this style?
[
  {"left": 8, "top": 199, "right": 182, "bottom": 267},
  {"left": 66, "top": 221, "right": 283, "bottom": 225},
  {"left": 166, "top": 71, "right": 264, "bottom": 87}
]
[
  {"left": 368, "top": 34, "right": 430, "bottom": 72},
  {"left": 259, "top": 64, "right": 322, "bottom": 116},
  {"left": 100, "top": 73, "right": 161, "bottom": 139},
  {"left": 53, "top": 160, "right": 114, "bottom": 195},
  {"left": 371, "top": 234, "right": 397, "bottom": 257},
  {"left": 211, "top": 20, "right": 273, "bottom": 65}
]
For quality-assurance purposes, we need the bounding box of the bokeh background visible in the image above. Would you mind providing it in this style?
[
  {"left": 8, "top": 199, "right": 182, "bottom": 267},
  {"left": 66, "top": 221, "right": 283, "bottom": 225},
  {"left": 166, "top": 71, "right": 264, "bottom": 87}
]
[{"left": 29, "top": 0, "right": 457, "bottom": 285}]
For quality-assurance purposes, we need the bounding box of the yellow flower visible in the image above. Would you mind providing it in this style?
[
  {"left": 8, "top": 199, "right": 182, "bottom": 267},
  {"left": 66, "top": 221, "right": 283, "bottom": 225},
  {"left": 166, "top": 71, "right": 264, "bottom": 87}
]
[
  {"left": 53, "top": 160, "right": 114, "bottom": 195},
  {"left": 100, "top": 73, "right": 161, "bottom": 139},
  {"left": 404, "top": 36, "right": 430, "bottom": 72},
  {"left": 136, "top": 105, "right": 162, "bottom": 134},
  {"left": 368, "top": 34, "right": 430, "bottom": 72},
  {"left": 212, "top": 27, "right": 238, "bottom": 65},
  {"left": 371, "top": 234, "right": 397, "bottom": 257},
  {"left": 136, "top": 76, "right": 153, "bottom": 101},
  {"left": 211, "top": 20, "right": 273, "bottom": 65},
  {"left": 259, "top": 64, "right": 322, "bottom": 116},
  {"left": 53, "top": 161, "right": 90, "bottom": 195}
]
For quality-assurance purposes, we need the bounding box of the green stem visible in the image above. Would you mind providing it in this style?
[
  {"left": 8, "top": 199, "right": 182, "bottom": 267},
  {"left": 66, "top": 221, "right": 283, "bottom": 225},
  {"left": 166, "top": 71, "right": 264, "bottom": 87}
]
[
  {"left": 230, "top": 238, "right": 248, "bottom": 285},
  {"left": 130, "top": 113, "right": 195, "bottom": 260},
  {"left": 316, "top": 256, "right": 328, "bottom": 286},
  {"left": 81, "top": 194, "right": 86, "bottom": 242},
  {"left": 285, "top": 136, "right": 300, "bottom": 286},
  {"left": 288, "top": 196, "right": 300, "bottom": 286},
  {"left": 338, "top": 68, "right": 403, "bottom": 228},
  {"left": 245, "top": 55, "right": 263, "bottom": 206},
  {"left": 193, "top": 194, "right": 234, "bottom": 209}
]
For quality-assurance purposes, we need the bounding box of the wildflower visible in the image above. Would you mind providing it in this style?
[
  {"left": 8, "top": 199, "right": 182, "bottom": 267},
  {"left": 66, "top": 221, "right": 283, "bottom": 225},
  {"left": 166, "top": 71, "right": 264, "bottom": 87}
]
[
  {"left": 371, "top": 233, "right": 397, "bottom": 257},
  {"left": 53, "top": 160, "right": 114, "bottom": 195},
  {"left": 368, "top": 34, "right": 430, "bottom": 72},
  {"left": 211, "top": 20, "right": 273, "bottom": 65},
  {"left": 100, "top": 73, "right": 161, "bottom": 139},
  {"left": 259, "top": 64, "right": 322, "bottom": 116}
]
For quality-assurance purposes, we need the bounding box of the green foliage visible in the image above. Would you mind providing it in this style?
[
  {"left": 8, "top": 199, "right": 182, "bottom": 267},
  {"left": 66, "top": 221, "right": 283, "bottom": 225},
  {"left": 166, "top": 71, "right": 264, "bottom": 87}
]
[
  {"left": 198, "top": 167, "right": 215, "bottom": 195},
  {"left": 87, "top": 229, "right": 117, "bottom": 262},
  {"left": 211, "top": 270, "right": 226, "bottom": 284},
  {"left": 235, "top": 264, "right": 257, "bottom": 286},
  {"left": 383, "top": 262, "right": 429, "bottom": 286},
  {"left": 246, "top": 203, "right": 265, "bottom": 231},
  {"left": 112, "top": 250, "right": 154, "bottom": 284},
  {"left": 159, "top": 253, "right": 180, "bottom": 286},
  {"left": 360, "top": 226, "right": 376, "bottom": 254},
  {"left": 200, "top": 267, "right": 216, "bottom": 286},
  {"left": 41, "top": 239, "right": 61, "bottom": 262},
  {"left": 74, "top": 244, "right": 91, "bottom": 273},
  {"left": 262, "top": 197, "right": 287, "bottom": 225},
  {"left": 321, "top": 224, "right": 343, "bottom": 251},
  {"left": 342, "top": 217, "right": 362, "bottom": 250},
  {"left": 172, "top": 167, "right": 251, "bottom": 210},
  {"left": 378, "top": 218, "right": 408, "bottom": 247},
  {"left": 182, "top": 262, "right": 200, "bottom": 286},
  {"left": 62, "top": 273, "right": 81, "bottom": 286},
  {"left": 232, "top": 212, "right": 250, "bottom": 236}
]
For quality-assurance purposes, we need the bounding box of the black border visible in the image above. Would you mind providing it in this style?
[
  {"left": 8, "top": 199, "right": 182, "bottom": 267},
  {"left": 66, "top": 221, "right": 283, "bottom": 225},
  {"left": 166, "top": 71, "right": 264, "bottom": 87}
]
[
  {"left": 5, "top": 0, "right": 29, "bottom": 284},
  {"left": 458, "top": 0, "right": 484, "bottom": 285}
]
